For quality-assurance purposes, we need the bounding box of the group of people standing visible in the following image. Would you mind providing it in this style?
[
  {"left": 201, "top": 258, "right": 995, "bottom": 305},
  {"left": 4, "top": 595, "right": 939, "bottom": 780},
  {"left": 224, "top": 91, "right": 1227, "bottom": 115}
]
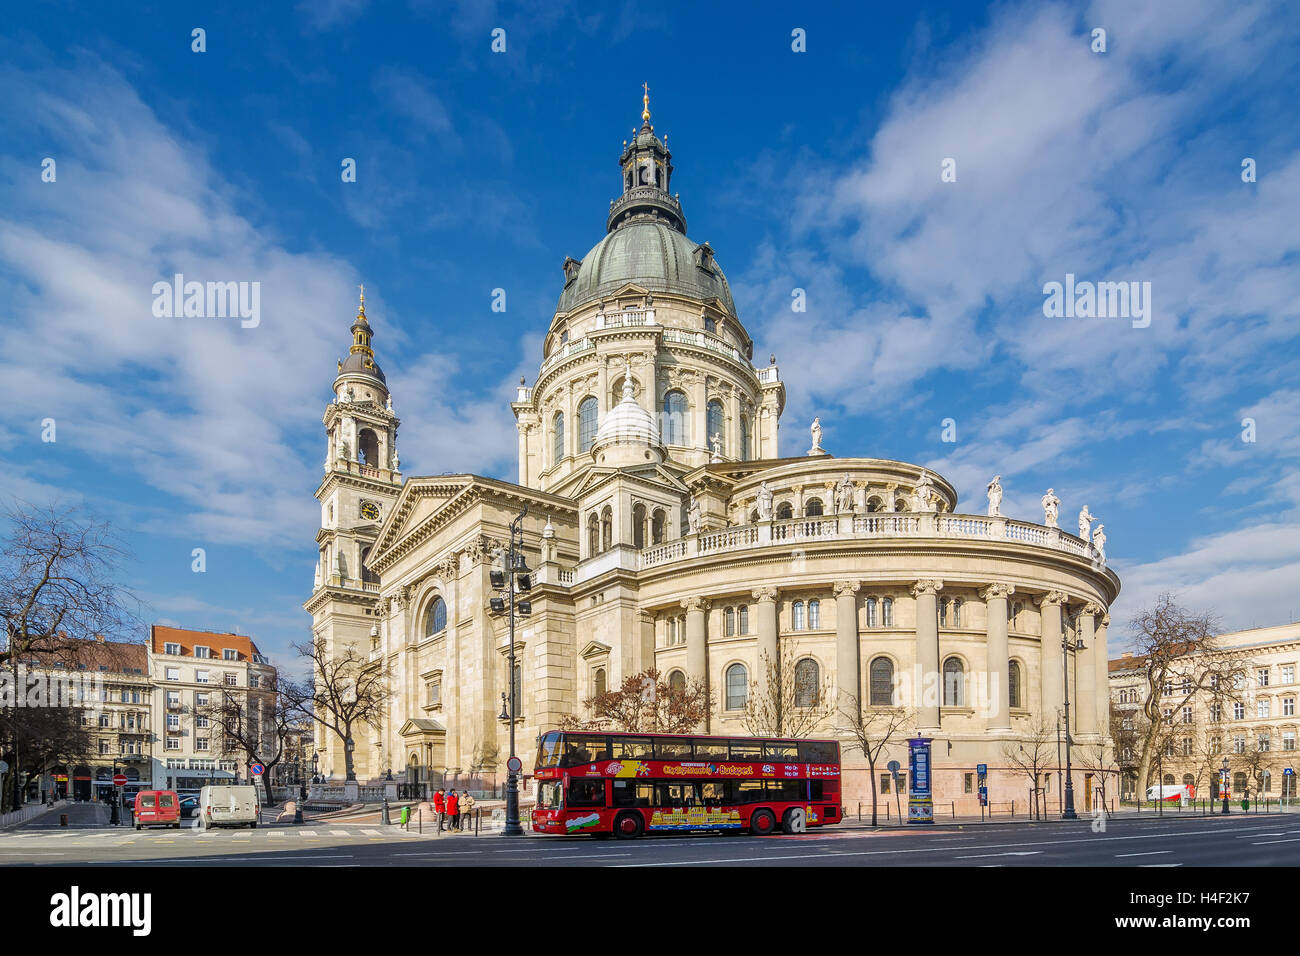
[{"left": 431, "top": 788, "right": 475, "bottom": 832}]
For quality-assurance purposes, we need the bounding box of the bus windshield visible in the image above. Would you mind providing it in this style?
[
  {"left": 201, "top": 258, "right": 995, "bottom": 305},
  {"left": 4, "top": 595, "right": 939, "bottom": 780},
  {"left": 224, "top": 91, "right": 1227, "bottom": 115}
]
[{"left": 537, "top": 780, "right": 564, "bottom": 809}]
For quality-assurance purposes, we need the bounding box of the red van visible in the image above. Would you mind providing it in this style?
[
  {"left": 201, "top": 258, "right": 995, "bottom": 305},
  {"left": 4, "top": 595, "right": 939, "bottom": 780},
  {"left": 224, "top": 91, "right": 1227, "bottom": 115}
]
[{"left": 133, "top": 790, "right": 182, "bottom": 830}]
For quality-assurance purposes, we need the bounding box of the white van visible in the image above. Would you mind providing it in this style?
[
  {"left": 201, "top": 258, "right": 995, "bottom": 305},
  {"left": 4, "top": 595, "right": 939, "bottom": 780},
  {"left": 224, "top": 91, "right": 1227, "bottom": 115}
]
[{"left": 197, "top": 785, "right": 261, "bottom": 830}]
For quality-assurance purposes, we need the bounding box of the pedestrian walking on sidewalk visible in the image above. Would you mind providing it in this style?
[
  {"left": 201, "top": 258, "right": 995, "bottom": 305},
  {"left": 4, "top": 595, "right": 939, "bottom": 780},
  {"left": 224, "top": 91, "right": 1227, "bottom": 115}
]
[
  {"left": 433, "top": 787, "right": 446, "bottom": 832},
  {"left": 459, "top": 791, "right": 475, "bottom": 830},
  {"left": 447, "top": 789, "right": 459, "bottom": 832}
]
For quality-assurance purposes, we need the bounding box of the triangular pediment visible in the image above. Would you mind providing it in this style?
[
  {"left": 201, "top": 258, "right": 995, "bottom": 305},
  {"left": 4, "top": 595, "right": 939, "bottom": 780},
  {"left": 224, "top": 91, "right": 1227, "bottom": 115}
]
[
  {"left": 579, "top": 640, "right": 612, "bottom": 660},
  {"left": 398, "top": 717, "right": 445, "bottom": 738}
]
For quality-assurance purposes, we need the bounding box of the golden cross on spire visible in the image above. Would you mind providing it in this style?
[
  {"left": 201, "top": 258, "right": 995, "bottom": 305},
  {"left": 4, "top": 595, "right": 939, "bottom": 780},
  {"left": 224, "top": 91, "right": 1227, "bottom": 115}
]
[
  {"left": 357, "top": 283, "right": 366, "bottom": 318},
  {"left": 641, "top": 82, "right": 651, "bottom": 123}
]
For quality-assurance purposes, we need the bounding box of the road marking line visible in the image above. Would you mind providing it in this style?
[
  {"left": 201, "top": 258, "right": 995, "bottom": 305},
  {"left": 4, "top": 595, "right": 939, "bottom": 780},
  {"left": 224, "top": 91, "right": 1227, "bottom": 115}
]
[
  {"left": 954, "top": 851, "right": 1041, "bottom": 859},
  {"left": 268, "top": 832, "right": 286, "bottom": 838},
  {"left": 299, "top": 830, "right": 317, "bottom": 836},
  {"left": 1252, "top": 837, "right": 1300, "bottom": 845},
  {"left": 362, "top": 829, "right": 382, "bottom": 836},
  {"left": 1140, "top": 863, "right": 1183, "bottom": 867},
  {"left": 1115, "top": 850, "right": 1171, "bottom": 858},
  {"left": 330, "top": 830, "right": 348, "bottom": 836}
]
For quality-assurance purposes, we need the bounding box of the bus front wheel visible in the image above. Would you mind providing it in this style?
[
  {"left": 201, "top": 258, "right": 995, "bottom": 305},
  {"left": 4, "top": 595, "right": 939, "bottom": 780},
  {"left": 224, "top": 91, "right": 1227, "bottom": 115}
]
[
  {"left": 614, "top": 812, "right": 644, "bottom": 840},
  {"left": 749, "top": 809, "right": 776, "bottom": 836}
]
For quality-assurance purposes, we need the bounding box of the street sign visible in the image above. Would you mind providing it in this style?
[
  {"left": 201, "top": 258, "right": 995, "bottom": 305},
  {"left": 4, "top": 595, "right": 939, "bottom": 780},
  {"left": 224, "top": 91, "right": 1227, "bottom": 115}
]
[
  {"left": 976, "top": 763, "right": 987, "bottom": 775},
  {"left": 250, "top": 763, "right": 265, "bottom": 776},
  {"left": 886, "top": 760, "right": 900, "bottom": 774},
  {"left": 1285, "top": 767, "right": 1294, "bottom": 775},
  {"left": 978, "top": 786, "right": 988, "bottom": 807},
  {"left": 112, "top": 774, "right": 127, "bottom": 787},
  {"left": 506, "top": 756, "right": 523, "bottom": 774},
  {"left": 907, "top": 738, "right": 934, "bottom": 825}
]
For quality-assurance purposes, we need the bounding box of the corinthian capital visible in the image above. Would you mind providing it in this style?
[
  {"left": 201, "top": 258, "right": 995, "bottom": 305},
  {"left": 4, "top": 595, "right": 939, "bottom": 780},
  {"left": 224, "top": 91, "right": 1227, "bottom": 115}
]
[
  {"left": 1100, "top": 612, "right": 1111, "bottom": 627},
  {"left": 680, "top": 596, "right": 709, "bottom": 613},
  {"left": 833, "top": 581, "right": 860, "bottom": 598},
  {"left": 1037, "top": 590, "right": 1068, "bottom": 607},
  {"left": 1081, "top": 601, "right": 1104, "bottom": 617},
  {"left": 979, "top": 582, "right": 1015, "bottom": 602},
  {"left": 911, "top": 579, "right": 943, "bottom": 597},
  {"left": 751, "top": 587, "right": 779, "bottom": 603}
]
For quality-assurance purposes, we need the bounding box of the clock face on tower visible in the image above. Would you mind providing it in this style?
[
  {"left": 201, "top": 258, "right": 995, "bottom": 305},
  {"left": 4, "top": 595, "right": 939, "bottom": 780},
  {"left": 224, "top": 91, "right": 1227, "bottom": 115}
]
[{"left": 359, "top": 501, "right": 380, "bottom": 521}]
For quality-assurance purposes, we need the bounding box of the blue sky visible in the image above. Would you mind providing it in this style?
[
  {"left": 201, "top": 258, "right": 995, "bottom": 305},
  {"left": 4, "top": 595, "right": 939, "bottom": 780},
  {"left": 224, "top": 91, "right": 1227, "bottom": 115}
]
[{"left": 2, "top": 0, "right": 1299, "bottom": 674}]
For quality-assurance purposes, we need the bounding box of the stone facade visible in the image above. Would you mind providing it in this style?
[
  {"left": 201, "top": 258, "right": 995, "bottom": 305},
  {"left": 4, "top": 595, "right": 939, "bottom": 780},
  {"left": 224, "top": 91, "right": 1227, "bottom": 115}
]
[{"left": 305, "top": 97, "right": 1121, "bottom": 812}]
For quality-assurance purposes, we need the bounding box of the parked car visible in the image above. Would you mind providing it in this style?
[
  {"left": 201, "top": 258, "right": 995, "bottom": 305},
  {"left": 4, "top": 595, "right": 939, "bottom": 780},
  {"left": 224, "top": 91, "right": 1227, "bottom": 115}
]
[
  {"left": 133, "top": 790, "right": 182, "bottom": 830},
  {"left": 197, "top": 785, "right": 261, "bottom": 830},
  {"left": 178, "top": 794, "right": 200, "bottom": 819}
]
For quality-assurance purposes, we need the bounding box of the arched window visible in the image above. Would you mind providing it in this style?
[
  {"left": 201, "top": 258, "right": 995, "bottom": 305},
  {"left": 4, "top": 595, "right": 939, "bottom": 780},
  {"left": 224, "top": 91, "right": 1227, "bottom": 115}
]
[
  {"left": 794, "top": 659, "right": 820, "bottom": 707},
  {"left": 792, "top": 600, "right": 806, "bottom": 630},
  {"left": 869, "top": 657, "right": 894, "bottom": 706},
  {"left": 1182, "top": 773, "right": 1195, "bottom": 787},
  {"left": 804, "top": 498, "right": 824, "bottom": 517},
  {"left": 866, "top": 496, "right": 883, "bottom": 513},
  {"left": 952, "top": 598, "right": 963, "bottom": 627},
  {"left": 725, "top": 663, "right": 748, "bottom": 710},
  {"left": 808, "top": 599, "right": 821, "bottom": 630},
  {"left": 632, "top": 503, "right": 646, "bottom": 550},
  {"left": 651, "top": 509, "right": 666, "bottom": 544},
  {"left": 1008, "top": 660, "right": 1022, "bottom": 709},
  {"left": 668, "top": 670, "right": 686, "bottom": 695},
  {"left": 740, "top": 416, "right": 750, "bottom": 461},
  {"left": 943, "top": 657, "right": 965, "bottom": 707},
  {"left": 552, "top": 412, "right": 565, "bottom": 464},
  {"left": 579, "top": 397, "right": 599, "bottom": 452},
  {"left": 707, "top": 400, "right": 725, "bottom": 453},
  {"left": 866, "top": 598, "right": 878, "bottom": 627},
  {"left": 666, "top": 618, "right": 676, "bottom": 645},
  {"left": 894, "top": 497, "right": 910, "bottom": 512},
  {"left": 594, "top": 667, "right": 607, "bottom": 697},
  {"left": 1163, "top": 773, "right": 1176, "bottom": 787},
  {"left": 776, "top": 502, "right": 793, "bottom": 520},
  {"left": 424, "top": 597, "right": 447, "bottom": 638},
  {"left": 704, "top": 315, "right": 717, "bottom": 333},
  {"left": 357, "top": 428, "right": 380, "bottom": 466},
  {"left": 725, "top": 607, "right": 736, "bottom": 636},
  {"left": 1234, "top": 771, "right": 1248, "bottom": 793},
  {"left": 359, "top": 547, "right": 379, "bottom": 585},
  {"left": 882, "top": 597, "right": 894, "bottom": 627},
  {"left": 738, "top": 605, "right": 748, "bottom": 635},
  {"left": 587, "top": 513, "right": 600, "bottom": 556},
  {"left": 661, "top": 390, "right": 688, "bottom": 445},
  {"left": 601, "top": 506, "right": 612, "bottom": 552}
]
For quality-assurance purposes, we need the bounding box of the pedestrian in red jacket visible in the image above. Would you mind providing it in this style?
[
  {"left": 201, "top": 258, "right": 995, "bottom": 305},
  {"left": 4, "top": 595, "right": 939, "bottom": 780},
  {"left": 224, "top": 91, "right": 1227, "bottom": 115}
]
[
  {"left": 446, "top": 789, "right": 460, "bottom": 832},
  {"left": 433, "top": 788, "right": 446, "bottom": 832}
]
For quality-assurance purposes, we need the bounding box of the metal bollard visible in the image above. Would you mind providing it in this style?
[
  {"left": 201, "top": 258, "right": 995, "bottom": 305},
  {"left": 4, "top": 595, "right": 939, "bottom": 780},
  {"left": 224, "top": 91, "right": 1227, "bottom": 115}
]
[{"left": 381, "top": 796, "right": 391, "bottom": 826}]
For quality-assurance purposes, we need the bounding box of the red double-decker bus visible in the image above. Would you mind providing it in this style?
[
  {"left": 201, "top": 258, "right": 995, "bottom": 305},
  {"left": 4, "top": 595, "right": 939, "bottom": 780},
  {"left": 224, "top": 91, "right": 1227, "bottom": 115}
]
[{"left": 531, "top": 729, "right": 841, "bottom": 838}]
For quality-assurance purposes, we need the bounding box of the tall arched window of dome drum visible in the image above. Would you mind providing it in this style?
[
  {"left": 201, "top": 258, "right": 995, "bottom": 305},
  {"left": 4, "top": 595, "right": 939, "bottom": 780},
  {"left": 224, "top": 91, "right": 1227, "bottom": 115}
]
[
  {"left": 740, "top": 415, "right": 750, "bottom": 461},
  {"left": 776, "top": 502, "right": 793, "bottom": 520},
  {"left": 552, "top": 412, "right": 565, "bottom": 464},
  {"left": 794, "top": 659, "right": 820, "bottom": 707},
  {"left": 425, "top": 597, "right": 447, "bottom": 638},
  {"left": 594, "top": 667, "right": 607, "bottom": 697},
  {"left": 738, "top": 606, "right": 748, "bottom": 635},
  {"left": 587, "top": 513, "right": 600, "bottom": 556},
  {"left": 869, "top": 657, "right": 894, "bottom": 706},
  {"left": 651, "top": 509, "right": 666, "bottom": 544},
  {"left": 805, "top": 499, "right": 824, "bottom": 517},
  {"left": 600, "top": 506, "right": 612, "bottom": 552},
  {"left": 725, "top": 664, "right": 748, "bottom": 710},
  {"left": 792, "top": 601, "right": 806, "bottom": 631},
  {"left": 357, "top": 428, "right": 380, "bottom": 466},
  {"left": 669, "top": 670, "right": 686, "bottom": 695},
  {"left": 725, "top": 607, "right": 736, "bottom": 636},
  {"left": 938, "top": 600, "right": 948, "bottom": 627},
  {"left": 943, "top": 657, "right": 965, "bottom": 707},
  {"left": 882, "top": 597, "right": 893, "bottom": 627},
  {"left": 632, "top": 503, "right": 646, "bottom": 550},
  {"left": 866, "top": 496, "right": 883, "bottom": 513},
  {"left": 808, "top": 599, "right": 821, "bottom": 629},
  {"left": 661, "top": 390, "right": 688, "bottom": 445},
  {"left": 578, "top": 397, "right": 599, "bottom": 452},
  {"left": 704, "top": 315, "right": 717, "bottom": 333},
  {"left": 866, "top": 598, "right": 878, "bottom": 628},
  {"left": 1008, "top": 660, "right": 1022, "bottom": 709},
  {"left": 707, "top": 400, "right": 725, "bottom": 451}
]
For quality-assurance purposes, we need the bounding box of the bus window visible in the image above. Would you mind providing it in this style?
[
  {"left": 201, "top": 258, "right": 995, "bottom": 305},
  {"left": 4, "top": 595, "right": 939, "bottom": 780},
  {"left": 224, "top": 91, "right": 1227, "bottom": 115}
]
[
  {"left": 567, "top": 779, "right": 606, "bottom": 807},
  {"left": 701, "top": 781, "right": 726, "bottom": 807},
  {"left": 735, "top": 780, "right": 764, "bottom": 803},
  {"left": 537, "top": 732, "right": 564, "bottom": 769},
  {"left": 537, "top": 780, "right": 564, "bottom": 809},
  {"left": 654, "top": 738, "right": 693, "bottom": 760},
  {"left": 765, "top": 779, "right": 805, "bottom": 802},
  {"left": 612, "top": 780, "right": 653, "bottom": 808},
  {"left": 693, "top": 739, "right": 728, "bottom": 759},
  {"left": 610, "top": 737, "right": 653, "bottom": 759},
  {"left": 798, "top": 740, "right": 838, "bottom": 763},
  {"left": 729, "top": 740, "right": 762, "bottom": 761},
  {"left": 809, "top": 780, "right": 824, "bottom": 801},
  {"left": 654, "top": 782, "right": 698, "bottom": 807},
  {"left": 762, "top": 741, "right": 798, "bottom": 760},
  {"left": 563, "top": 734, "right": 611, "bottom": 766}
]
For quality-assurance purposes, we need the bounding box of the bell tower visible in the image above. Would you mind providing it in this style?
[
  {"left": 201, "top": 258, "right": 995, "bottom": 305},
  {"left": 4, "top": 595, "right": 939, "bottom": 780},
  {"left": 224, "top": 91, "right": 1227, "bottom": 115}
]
[
  {"left": 608, "top": 83, "right": 686, "bottom": 235},
  {"left": 305, "top": 286, "right": 403, "bottom": 779}
]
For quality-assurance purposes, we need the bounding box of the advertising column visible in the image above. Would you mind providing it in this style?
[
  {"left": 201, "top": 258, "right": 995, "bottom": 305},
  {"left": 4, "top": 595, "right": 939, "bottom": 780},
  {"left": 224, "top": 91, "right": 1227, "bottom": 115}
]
[{"left": 908, "top": 737, "right": 934, "bottom": 824}]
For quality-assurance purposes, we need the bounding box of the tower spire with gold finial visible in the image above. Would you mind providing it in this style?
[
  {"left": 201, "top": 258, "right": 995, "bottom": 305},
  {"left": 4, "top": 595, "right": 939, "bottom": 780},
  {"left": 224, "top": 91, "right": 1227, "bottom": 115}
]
[{"left": 641, "top": 82, "right": 651, "bottom": 126}]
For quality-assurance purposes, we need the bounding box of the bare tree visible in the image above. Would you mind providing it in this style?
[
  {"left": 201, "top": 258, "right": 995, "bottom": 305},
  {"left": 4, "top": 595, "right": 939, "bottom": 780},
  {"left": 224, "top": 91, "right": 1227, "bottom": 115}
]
[
  {"left": 834, "top": 695, "right": 913, "bottom": 826},
  {"left": 285, "top": 636, "right": 388, "bottom": 783},
  {"left": 565, "top": 668, "right": 712, "bottom": 734},
  {"left": 1002, "top": 718, "right": 1055, "bottom": 819},
  {"left": 1075, "top": 720, "right": 1119, "bottom": 810},
  {"left": 1238, "top": 743, "right": 1274, "bottom": 804},
  {"left": 0, "top": 705, "right": 91, "bottom": 812},
  {"left": 1129, "top": 594, "right": 1240, "bottom": 795},
  {"left": 1110, "top": 707, "right": 1146, "bottom": 802},
  {"left": 196, "top": 676, "right": 298, "bottom": 805},
  {"left": 741, "top": 647, "right": 835, "bottom": 738},
  {"left": 0, "top": 501, "right": 141, "bottom": 668}
]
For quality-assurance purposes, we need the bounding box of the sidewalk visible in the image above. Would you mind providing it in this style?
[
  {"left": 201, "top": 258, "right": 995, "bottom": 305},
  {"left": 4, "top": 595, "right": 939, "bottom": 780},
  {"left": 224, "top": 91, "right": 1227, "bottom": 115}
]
[{"left": 0, "top": 799, "right": 73, "bottom": 831}]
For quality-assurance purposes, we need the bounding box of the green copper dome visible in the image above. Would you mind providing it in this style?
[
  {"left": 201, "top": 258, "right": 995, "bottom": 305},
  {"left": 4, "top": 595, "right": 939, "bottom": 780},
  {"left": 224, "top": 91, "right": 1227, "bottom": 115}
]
[{"left": 556, "top": 218, "right": 736, "bottom": 316}]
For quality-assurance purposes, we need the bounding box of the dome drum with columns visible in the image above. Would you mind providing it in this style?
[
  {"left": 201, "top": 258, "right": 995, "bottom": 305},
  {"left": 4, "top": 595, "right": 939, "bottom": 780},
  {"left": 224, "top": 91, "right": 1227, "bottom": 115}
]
[{"left": 305, "top": 91, "right": 1121, "bottom": 810}]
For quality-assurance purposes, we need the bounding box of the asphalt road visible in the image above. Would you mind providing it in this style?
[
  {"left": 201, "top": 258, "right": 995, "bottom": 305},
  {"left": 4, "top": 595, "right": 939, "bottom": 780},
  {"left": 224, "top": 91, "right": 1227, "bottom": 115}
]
[{"left": 2, "top": 811, "right": 1298, "bottom": 866}]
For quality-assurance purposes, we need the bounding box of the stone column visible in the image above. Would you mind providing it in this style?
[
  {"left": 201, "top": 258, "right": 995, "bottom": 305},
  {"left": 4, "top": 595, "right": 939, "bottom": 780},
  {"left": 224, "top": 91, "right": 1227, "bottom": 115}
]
[
  {"left": 980, "top": 583, "right": 1014, "bottom": 732},
  {"left": 1096, "top": 611, "right": 1111, "bottom": 734},
  {"left": 1037, "top": 591, "right": 1067, "bottom": 727},
  {"left": 834, "top": 581, "right": 861, "bottom": 713},
  {"left": 752, "top": 587, "right": 779, "bottom": 701},
  {"left": 690, "top": 374, "right": 707, "bottom": 452},
  {"left": 682, "top": 596, "right": 710, "bottom": 730},
  {"left": 1077, "top": 603, "right": 1102, "bottom": 735},
  {"left": 728, "top": 387, "right": 742, "bottom": 460},
  {"left": 912, "top": 579, "right": 943, "bottom": 733}
]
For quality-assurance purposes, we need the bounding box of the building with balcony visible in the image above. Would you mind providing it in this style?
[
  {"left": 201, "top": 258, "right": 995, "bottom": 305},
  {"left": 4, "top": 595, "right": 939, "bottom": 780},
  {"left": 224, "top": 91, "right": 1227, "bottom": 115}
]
[{"left": 305, "top": 92, "right": 1120, "bottom": 809}]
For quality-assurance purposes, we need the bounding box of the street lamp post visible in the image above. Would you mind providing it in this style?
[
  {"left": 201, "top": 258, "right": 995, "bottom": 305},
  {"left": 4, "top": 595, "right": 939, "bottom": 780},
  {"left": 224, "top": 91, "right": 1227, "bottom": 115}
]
[
  {"left": 1221, "top": 758, "right": 1230, "bottom": 814},
  {"left": 490, "top": 505, "right": 531, "bottom": 837},
  {"left": 1061, "top": 634, "right": 1078, "bottom": 820}
]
